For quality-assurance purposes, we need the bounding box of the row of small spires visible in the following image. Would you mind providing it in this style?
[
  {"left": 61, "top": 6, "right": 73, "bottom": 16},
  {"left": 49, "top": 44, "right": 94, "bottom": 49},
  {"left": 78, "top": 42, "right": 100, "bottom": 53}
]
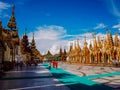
[{"left": 69, "top": 30, "right": 120, "bottom": 49}]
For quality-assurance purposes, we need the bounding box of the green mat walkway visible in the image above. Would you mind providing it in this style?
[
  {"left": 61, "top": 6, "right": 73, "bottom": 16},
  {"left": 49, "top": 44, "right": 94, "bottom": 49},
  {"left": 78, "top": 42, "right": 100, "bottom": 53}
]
[{"left": 43, "top": 63, "right": 118, "bottom": 90}]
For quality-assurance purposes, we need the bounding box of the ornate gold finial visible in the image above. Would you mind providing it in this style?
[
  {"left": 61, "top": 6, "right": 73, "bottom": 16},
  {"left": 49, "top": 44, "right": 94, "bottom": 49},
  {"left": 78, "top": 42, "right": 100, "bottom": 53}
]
[{"left": 31, "top": 32, "right": 36, "bottom": 50}]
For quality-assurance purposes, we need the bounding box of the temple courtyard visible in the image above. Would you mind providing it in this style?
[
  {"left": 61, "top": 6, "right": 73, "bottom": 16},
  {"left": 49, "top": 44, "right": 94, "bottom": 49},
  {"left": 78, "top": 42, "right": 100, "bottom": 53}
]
[{"left": 0, "top": 63, "right": 120, "bottom": 90}]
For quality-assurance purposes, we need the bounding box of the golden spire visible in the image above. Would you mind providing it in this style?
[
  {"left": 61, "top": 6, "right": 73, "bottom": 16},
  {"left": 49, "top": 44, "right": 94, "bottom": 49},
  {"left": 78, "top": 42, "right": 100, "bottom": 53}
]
[
  {"left": 97, "top": 36, "right": 101, "bottom": 48},
  {"left": 69, "top": 42, "right": 73, "bottom": 52},
  {"left": 32, "top": 33, "right": 35, "bottom": 43},
  {"left": 89, "top": 41, "right": 92, "bottom": 50},
  {"left": 33, "top": 33, "right": 34, "bottom": 39},
  {"left": 84, "top": 36, "right": 87, "bottom": 47},
  {"left": 64, "top": 48, "right": 67, "bottom": 54},
  {"left": 114, "top": 33, "right": 119, "bottom": 47},
  {"left": 93, "top": 35, "right": 97, "bottom": 48},
  {"left": 106, "top": 27, "right": 109, "bottom": 34},
  {"left": 59, "top": 46, "right": 62, "bottom": 54},
  {"left": 76, "top": 39, "right": 81, "bottom": 50},
  {"left": 7, "top": 5, "right": 16, "bottom": 30}
]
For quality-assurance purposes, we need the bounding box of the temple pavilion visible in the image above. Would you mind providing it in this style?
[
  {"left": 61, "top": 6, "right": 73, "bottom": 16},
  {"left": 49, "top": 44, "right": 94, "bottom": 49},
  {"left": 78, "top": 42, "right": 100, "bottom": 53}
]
[{"left": 0, "top": 5, "right": 19, "bottom": 70}]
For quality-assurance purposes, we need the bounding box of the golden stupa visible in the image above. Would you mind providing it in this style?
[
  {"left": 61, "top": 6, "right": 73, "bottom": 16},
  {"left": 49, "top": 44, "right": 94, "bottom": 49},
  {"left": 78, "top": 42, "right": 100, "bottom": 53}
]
[{"left": 68, "top": 30, "right": 120, "bottom": 66}]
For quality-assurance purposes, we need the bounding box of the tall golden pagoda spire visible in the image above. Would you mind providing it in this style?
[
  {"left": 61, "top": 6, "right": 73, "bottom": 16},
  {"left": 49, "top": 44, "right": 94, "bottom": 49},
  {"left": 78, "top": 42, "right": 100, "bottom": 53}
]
[
  {"left": 114, "top": 33, "right": 119, "bottom": 47},
  {"left": 31, "top": 33, "right": 36, "bottom": 49},
  {"left": 7, "top": 5, "right": 16, "bottom": 30},
  {"left": 69, "top": 42, "right": 73, "bottom": 52},
  {"left": 0, "top": 21, "right": 2, "bottom": 29}
]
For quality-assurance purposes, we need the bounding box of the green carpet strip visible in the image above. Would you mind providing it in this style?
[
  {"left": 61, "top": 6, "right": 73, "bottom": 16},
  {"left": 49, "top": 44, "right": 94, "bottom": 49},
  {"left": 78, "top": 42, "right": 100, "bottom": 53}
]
[{"left": 43, "top": 63, "right": 115, "bottom": 90}]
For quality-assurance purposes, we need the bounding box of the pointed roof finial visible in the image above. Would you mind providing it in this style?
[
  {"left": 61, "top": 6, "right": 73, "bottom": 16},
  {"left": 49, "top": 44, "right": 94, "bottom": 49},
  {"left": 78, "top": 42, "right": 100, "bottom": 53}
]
[
  {"left": 0, "top": 20, "right": 2, "bottom": 28},
  {"left": 7, "top": 5, "right": 16, "bottom": 29},
  {"left": 12, "top": 5, "right": 15, "bottom": 16},
  {"left": 59, "top": 45, "right": 62, "bottom": 54},
  {"left": 84, "top": 36, "right": 87, "bottom": 47},
  {"left": 106, "top": 27, "right": 109, "bottom": 33}
]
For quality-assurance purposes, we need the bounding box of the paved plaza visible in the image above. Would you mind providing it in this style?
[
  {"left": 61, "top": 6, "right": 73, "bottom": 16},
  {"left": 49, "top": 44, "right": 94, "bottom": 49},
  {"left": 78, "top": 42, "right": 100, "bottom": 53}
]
[
  {"left": 0, "top": 63, "right": 120, "bottom": 90},
  {"left": 0, "top": 65, "right": 70, "bottom": 90},
  {"left": 59, "top": 63, "right": 120, "bottom": 90}
]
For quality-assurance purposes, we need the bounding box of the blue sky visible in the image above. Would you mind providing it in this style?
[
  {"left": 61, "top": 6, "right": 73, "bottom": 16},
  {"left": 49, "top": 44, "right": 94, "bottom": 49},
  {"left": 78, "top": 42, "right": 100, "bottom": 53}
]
[{"left": 0, "top": 0, "right": 120, "bottom": 54}]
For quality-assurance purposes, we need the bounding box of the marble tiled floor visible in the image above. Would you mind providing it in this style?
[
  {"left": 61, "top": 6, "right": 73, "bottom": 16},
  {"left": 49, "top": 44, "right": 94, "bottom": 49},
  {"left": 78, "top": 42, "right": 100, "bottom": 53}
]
[{"left": 59, "top": 63, "right": 120, "bottom": 90}]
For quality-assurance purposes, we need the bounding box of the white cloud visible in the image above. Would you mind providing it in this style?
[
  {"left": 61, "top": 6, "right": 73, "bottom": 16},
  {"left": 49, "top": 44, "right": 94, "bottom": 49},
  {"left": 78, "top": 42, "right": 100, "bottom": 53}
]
[
  {"left": 93, "top": 23, "right": 106, "bottom": 30},
  {"left": 28, "top": 25, "right": 68, "bottom": 54},
  {"left": 112, "top": 23, "right": 120, "bottom": 30},
  {"left": 0, "top": 1, "right": 10, "bottom": 10},
  {"left": 49, "top": 40, "right": 70, "bottom": 54},
  {"left": 0, "top": 1, "right": 10, "bottom": 18},
  {"left": 28, "top": 25, "right": 66, "bottom": 40},
  {"left": 27, "top": 25, "right": 107, "bottom": 55}
]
